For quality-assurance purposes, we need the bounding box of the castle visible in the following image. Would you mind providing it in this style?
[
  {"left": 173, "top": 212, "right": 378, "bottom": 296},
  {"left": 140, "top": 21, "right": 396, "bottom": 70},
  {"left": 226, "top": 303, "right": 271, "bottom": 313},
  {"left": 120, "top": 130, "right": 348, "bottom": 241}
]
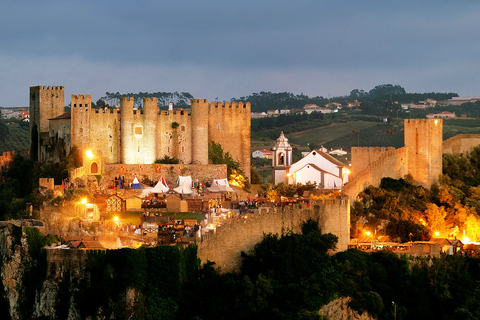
[{"left": 29, "top": 86, "right": 251, "bottom": 178}]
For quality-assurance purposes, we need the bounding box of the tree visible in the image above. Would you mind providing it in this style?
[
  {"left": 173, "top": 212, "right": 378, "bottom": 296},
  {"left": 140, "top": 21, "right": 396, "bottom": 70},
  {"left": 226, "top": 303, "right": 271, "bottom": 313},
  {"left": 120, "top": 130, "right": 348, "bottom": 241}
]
[
  {"left": 424, "top": 203, "right": 447, "bottom": 234},
  {"left": 368, "top": 84, "right": 406, "bottom": 100},
  {"left": 208, "top": 141, "right": 248, "bottom": 187}
]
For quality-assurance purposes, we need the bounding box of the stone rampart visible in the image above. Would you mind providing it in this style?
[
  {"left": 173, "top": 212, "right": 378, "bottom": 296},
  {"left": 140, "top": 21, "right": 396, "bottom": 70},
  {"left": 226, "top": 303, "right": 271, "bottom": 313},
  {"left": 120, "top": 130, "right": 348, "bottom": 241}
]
[
  {"left": 197, "top": 199, "right": 350, "bottom": 273},
  {"left": 443, "top": 134, "right": 480, "bottom": 155},
  {"left": 350, "top": 146, "right": 395, "bottom": 177},
  {"left": 45, "top": 249, "right": 90, "bottom": 279},
  {"left": 344, "top": 147, "right": 408, "bottom": 201},
  {"left": 102, "top": 163, "right": 227, "bottom": 187},
  {"left": 69, "top": 166, "right": 85, "bottom": 182}
]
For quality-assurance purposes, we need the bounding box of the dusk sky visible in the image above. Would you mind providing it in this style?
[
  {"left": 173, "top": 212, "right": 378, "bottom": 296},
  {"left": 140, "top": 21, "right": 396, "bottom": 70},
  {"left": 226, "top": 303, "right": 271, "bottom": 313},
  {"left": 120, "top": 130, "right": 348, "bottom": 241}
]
[{"left": 1, "top": 1, "right": 479, "bottom": 106}]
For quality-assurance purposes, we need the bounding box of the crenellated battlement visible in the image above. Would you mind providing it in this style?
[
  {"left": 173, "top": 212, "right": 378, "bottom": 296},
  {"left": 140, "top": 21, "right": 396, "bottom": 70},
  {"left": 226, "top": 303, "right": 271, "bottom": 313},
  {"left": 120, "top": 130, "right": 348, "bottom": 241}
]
[
  {"left": 120, "top": 97, "right": 134, "bottom": 102},
  {"left": 351, "top": 146, "right": 395, "bottom": 153},
  {"left": 71, "top": 94, "right": 91, "bottom": 101},
  {"left": 41, "top": 86, "right": 64, "bottom": 91},
  {"left": 198, "top": 198, "right": 349, "bottom": 273},
  {"left": 210, "top": 101, "right": 250, "bottom": 109},
  {"left": 191, "top": 98, "right": 208, "bottom": 104},
  {"left": 93, "top": 108, "right": 120, "bottom": 114}
]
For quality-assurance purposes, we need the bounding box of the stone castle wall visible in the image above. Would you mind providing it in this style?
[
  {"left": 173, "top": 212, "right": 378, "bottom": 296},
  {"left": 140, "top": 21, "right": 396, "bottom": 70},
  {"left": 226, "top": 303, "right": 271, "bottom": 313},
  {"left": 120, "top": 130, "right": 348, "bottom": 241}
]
[
  {"left": 344, "top": 147, "right": 409, "bottom": 201},
  {"left": 197, "top": 199, "right": 350, "bottom": 273},
  {"left": 351, "top": 146, "right": 396, "bottom": 177},
  {"left": 101, "top": 163, "right": 228, "bottom": 187},
  {"left": 207, "top": 100, "right": 251, "bottom": 178},
  {"left": 345, "top": 119, "right": 443, "bottom": 201},
  {"left": 443, "top": 134, "right": 480, "bottom": 154},
  {"left": 45, "top": 249, "right": 89, "bottom": 279}
]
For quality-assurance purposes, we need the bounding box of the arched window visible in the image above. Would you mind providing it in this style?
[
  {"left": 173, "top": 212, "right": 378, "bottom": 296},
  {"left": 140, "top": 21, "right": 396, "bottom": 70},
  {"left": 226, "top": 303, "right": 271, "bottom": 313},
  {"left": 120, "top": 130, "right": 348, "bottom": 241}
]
[
  {"left": 91, "top": 162, "right": 98, "bottom": 174},
  {"left": 279, "top": 153, "right": 285, "bottom": 165}
]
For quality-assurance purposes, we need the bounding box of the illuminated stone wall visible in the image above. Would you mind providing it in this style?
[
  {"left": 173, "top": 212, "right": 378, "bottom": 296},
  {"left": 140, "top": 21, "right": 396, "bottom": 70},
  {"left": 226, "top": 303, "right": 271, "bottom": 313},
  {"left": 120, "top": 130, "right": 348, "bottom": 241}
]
[
  {"left": 71, "top": 94, "right": 92, "bottom": 154},
  {"left": 207, "top": 100, "right": 251, "bottom": 178},
  {"left": 404, "top": 118, "right": 443, "bottom": 188},
  {"left": 101, "top": 163, "right": 228, "bottom": 188},
  {"left": 197, "top": 199, "right": 350, "bottom": 273},
  {"left": 345, "top": 119, "right": 443, "bottom": 201},
  {"left": 350, "top": 146, "right": 395, "bottom": 177},
  {"left": 443, "top": 134, "right": 480, "bottom": 154}
]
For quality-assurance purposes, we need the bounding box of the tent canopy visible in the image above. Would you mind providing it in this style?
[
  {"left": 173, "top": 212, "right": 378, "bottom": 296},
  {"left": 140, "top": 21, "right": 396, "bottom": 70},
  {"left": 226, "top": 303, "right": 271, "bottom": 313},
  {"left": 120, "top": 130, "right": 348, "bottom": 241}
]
[
  {"left": 208, "top": 179, "right": 234, "bottom": 192},
  {"left": 177, "top": 175, "right": 193, "bottom": 187},
  {"left": 213, "top": 178, "right": 229, "bottom": 186},
  {"left": 150, "top": 176, "right": 169, "bottom": 193},
  {"left": 174, "top": 181, "right": 193, "bottom": 194},
  {"left": 131, "top": 176, "right": 142, "bottom": 189}
]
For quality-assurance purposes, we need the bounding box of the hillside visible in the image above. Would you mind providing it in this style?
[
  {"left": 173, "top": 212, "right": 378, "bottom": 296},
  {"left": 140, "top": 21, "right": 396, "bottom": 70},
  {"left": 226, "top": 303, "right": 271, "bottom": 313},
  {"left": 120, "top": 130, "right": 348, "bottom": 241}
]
[
  {"left": 252, "top": 115, "right": 480, "bottom": 154},
  {"left": 0, "top": 121, "right": 29, "bottom": 154}
]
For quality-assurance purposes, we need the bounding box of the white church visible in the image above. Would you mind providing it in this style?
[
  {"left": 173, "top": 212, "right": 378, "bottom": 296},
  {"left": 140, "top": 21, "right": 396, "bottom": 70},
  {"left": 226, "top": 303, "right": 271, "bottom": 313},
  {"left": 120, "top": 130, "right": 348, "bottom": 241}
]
[{"left": 271, "top": 132, "right": 349, "bottom": 189}]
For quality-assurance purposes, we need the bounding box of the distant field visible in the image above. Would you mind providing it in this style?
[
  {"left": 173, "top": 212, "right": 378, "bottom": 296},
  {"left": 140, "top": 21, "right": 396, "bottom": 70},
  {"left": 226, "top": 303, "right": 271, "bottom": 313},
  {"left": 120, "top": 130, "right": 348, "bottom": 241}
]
[
  {"left": 251, "top": 117, "right": 480, "bottom": 154},
  {"left": 0, "top": 123, "right": 29, "bottom": 154}
]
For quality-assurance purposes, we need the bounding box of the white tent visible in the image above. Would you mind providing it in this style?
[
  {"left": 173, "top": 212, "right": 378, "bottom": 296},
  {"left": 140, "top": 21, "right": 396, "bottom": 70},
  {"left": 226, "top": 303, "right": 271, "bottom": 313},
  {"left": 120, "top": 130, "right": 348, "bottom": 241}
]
[
  {"left": 150, "top": 176, "right": 169, "bottom": 193},
  {"left": 177, "top": 175, "right": 193, "bottom": 187},
  {"left": 208, "top": 179, "right": 234, "bottom": 192},
  {"left": 174, "top": 181, "right": 193, "bottom": 194},
  {"left": 213, "top": 178, "right": 229, "bottom": 186}
]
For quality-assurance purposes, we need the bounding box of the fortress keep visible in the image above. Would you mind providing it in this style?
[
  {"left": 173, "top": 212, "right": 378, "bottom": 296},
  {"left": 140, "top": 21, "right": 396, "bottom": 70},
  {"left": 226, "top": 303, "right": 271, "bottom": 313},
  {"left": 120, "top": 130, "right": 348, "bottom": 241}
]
[{"left": 29, "top": 86, "right": 251, "bottom": 178}]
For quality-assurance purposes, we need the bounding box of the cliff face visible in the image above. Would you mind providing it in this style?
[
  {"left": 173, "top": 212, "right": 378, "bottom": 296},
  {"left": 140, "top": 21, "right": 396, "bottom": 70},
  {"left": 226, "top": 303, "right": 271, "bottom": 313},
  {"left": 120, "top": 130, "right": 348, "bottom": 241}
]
[
  {"left": 320, "top": 297, "right": 377, "bottom": 320},
  {"left": 0, "top": 223, "right": 29, "bottom": 320}
]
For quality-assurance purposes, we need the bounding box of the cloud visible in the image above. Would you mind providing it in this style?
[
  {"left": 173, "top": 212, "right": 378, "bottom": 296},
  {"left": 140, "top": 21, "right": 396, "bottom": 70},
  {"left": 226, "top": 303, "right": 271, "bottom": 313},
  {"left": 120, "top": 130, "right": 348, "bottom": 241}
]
[{"left": 1, "top": 1, "right": 480, "bottom": 106}]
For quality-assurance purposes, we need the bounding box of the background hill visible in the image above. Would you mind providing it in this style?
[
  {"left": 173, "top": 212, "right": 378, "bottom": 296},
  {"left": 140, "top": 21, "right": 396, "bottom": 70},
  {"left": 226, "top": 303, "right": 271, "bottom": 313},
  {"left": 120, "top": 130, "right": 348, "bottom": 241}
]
[{"left": 0, "top": 120, "right": 29, "bottom": 154}]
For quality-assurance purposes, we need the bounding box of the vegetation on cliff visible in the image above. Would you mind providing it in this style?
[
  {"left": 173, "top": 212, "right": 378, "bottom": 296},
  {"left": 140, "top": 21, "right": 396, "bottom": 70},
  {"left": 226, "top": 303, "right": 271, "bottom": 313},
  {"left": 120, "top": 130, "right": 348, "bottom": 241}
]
[{"left": 351, "top": 146, "right": 480, "bottom": 243}]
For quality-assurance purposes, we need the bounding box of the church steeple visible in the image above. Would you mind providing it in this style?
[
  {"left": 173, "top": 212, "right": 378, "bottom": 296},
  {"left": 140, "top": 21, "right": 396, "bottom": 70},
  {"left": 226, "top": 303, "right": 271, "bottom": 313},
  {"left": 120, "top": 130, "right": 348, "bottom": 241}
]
[{"left": 272, "top": 131, "right": 292, "bottom": 167}]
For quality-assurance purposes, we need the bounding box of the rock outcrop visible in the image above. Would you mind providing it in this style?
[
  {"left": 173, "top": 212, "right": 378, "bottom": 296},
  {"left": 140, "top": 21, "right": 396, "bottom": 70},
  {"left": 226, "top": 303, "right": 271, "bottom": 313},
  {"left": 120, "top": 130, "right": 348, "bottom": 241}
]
[{"left": 320, "top": 297, "right": 377, "bottom": 320}]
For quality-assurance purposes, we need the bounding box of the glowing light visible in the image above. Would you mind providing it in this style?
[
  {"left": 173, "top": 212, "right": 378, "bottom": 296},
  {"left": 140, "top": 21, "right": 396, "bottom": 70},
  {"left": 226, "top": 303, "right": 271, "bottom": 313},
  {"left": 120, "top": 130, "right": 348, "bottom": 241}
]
[
  {"left": 434, "top": 120, "right": 438, "bottom": 125},
  {"left": 463, "top": 237, "right": 471, "bottom": 244},
  {"left": 81, "top": 198, "right": 87, "bottom": 204},
  {"left": 86, "top": 150, "right": 93, "bottom": 158},
  {"left": 366, "top": 231, "right": 371, "bottom": 236},
  {"left": 114, "top": 216, "right": 119, "bottom": 222},
  {"left": 434, "top": 231, "right": 439, "bottom": 236}
]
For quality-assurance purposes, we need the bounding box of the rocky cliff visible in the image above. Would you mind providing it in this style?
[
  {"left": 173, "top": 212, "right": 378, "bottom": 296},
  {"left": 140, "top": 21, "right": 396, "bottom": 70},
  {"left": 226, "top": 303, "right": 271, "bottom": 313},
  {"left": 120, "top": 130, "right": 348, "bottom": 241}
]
[
  {"left": 0, "top": 223, "right": 28, "bottom": 320},
  {"left": 320, "top": 297, "right": 377, "bottom": 320}
]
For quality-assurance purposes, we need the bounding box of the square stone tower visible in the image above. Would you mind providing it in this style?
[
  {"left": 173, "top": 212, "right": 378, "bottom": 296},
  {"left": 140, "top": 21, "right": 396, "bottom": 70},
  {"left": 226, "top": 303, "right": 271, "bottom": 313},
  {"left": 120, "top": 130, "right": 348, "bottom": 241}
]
[
  {"left": 29, "top": 86, "right": 65, "bottom": 161},
  {"left": 404, "top": 118, "right": 443, "bottom": 187}
]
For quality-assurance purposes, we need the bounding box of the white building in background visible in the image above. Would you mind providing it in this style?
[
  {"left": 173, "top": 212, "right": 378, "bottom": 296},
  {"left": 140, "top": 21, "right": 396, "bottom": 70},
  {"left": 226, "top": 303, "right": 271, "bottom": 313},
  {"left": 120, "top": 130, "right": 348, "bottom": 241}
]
[
  {"left": 328, "top": 148, "right": 348, "bottom": 156},
  {"left": 252, "top": 149, "right": 273, "bottom": 159},
  {"left": 426, "top": 111, "right": 456, "bottom": 119},
  {"left": 271, "top": 132, "right": 349, "bottom": 189}
]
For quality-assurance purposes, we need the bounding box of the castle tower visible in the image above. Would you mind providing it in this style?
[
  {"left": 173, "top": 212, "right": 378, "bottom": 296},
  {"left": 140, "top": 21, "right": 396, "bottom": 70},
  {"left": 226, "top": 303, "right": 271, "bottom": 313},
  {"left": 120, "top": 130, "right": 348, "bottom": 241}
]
[
  {"left": 404, "top": 118, "right": 443, "bottom": 187},
  {"left": 272, "top": 131, "right": 293, "bottom": 184},
  {"left": 143, "top": 97, "right": 158, "bottom": 164},
  {"left": 29, "top": 86, "right": 65, "bottom": 161},
  {"left": 70, "top": 94, "right": 92, "bottom": 154},
  {"left": 120, "top": 97, "right": 135, "bottom": 164},
  {"left": 191, "top": 99, "right": 209, "bottom": 165}
]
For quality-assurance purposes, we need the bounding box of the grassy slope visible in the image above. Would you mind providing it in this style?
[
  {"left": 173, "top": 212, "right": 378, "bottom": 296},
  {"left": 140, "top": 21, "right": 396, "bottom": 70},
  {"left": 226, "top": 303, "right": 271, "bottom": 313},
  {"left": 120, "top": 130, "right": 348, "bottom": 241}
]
[
  {"left": 252, "top": 117, "right": 480, "bottom": 153},
  {"left": 0, "top": 123, "right": 30, "bottom": 154}
]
